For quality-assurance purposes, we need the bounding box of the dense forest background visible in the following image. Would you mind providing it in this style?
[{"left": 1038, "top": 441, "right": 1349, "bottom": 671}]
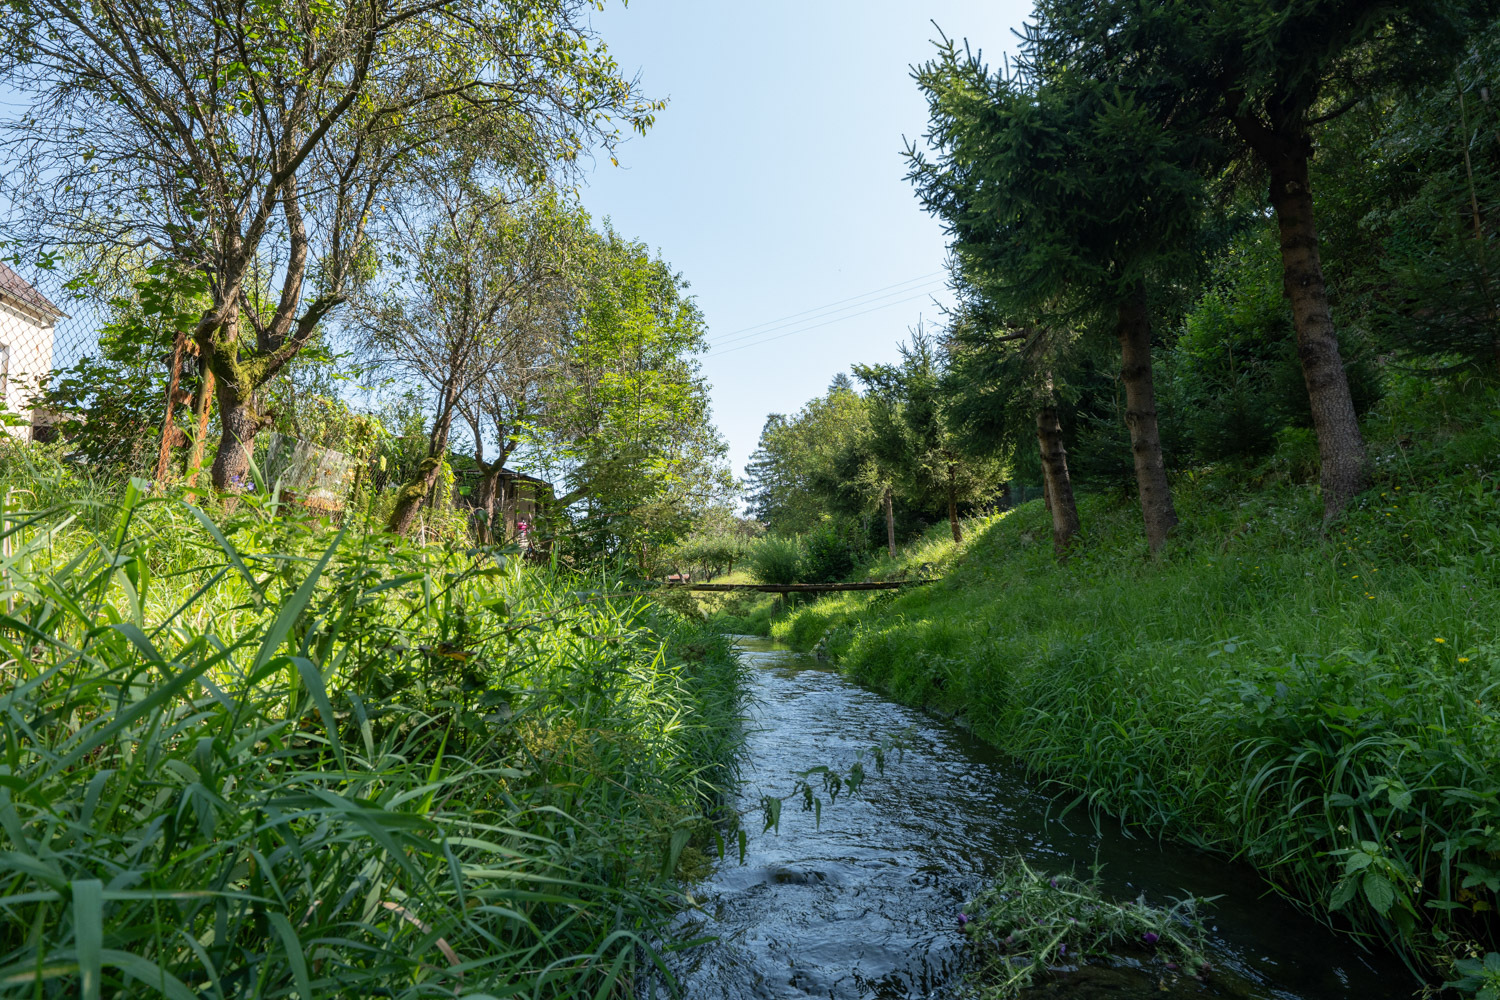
[{"left": 731, "top": 6, "right": 1500, "bottom": 574}]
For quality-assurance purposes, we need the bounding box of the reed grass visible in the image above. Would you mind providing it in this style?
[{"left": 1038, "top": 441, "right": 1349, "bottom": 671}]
[{"left": 0, "top": 452, "right": 745, "bottom": 999}]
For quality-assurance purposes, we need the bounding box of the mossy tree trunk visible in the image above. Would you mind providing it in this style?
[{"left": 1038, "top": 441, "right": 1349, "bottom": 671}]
[
  {"left": 388, "top": 389, "right": 457, "bottom": 536},
  {"left": 209, "top": 386, "right": 269, "bottom": 492}
]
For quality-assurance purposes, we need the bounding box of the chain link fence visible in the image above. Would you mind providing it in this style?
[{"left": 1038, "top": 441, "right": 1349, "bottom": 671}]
[
  {"left": 0, "top": 258, "right": 547, "bottom": 540},
  {"left": 0, "top": 260, "right": 78, "bottom": 448}
]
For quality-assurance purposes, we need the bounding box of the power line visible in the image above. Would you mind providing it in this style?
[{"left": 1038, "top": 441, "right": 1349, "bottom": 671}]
[
  {"left": 708, "top": 279, "right": 948, "bottom": 352},
  {"left": 708, "top": 288, "right": 943, "bottom": 358},
  {"left": 708, "top": 271, "right": 942, "bottom": 346}
]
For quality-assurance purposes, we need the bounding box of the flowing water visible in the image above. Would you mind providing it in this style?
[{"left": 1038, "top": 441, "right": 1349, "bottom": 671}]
[{"left": 654, "top": 637, "right": 1409, "bottom": 999}]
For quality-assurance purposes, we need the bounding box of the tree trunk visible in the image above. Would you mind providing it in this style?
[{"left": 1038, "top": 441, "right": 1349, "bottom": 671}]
[
  {"left": 883, "top": 486, "right": 896, "bottom": 558},
  {"left": 471, "top": 464, "right": 506, "bottom": 543},
  {"left": 1036, "top": 389, "right": 1080, "bottom": 560},
  {"left": 945, "top": 461, "right": 963, "bottom": 545},
  {"left": 388, "top": 400, "right": 454, "bottom": 536},
  {"left": 209, "top": 384, "right": 264, "bottom": 492},
  {"left": 387, "top": 456, "right": 444, "bottom": 536},
  {"left": 1117, "top": 290, "right": 1177, "bottom": 553},
  {"left": 1249, "top": 124, "right": 1369, "bottom": 519}
]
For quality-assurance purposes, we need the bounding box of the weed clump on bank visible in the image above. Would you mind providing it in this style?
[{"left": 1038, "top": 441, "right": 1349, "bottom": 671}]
[
  {"left": 962, "top": 858, "right": 1212, "bottom": 998},
  {"left": 0, "top": 465, "right": 745, "bottom": 999}
]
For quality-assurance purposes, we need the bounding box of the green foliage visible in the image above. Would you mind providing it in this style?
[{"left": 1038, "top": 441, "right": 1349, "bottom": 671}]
[
  {"left": 747, "top": 534, "right": 803, "bottom": 587},
  {"left": 746, "top": 345, "right": 1003, "bottom": 562},
  {"left": 0, "top": 459, "right": 745, "bottom": 998},
  {"left": 754, "top": 378, "right": 1500, "bottom": 981},
  {"left": 1447, "top": 953, "right": 1500, "bottom": 1000},
  {"left": 1166, "top": 225, "right": 1383, "bottom": 464},
  {"left": 708, "top": 593, "right": 779, "bottom": 639},
  {"left": 665, "top": 516, "right": 760, "bottom": 581},
  {"left": 857, "top": 516, "right": 987, "bottom": 581},
  {"left": 3, "top": 0, "right": 666, "bottom": 491},
  {"left": 1308, "top": 21, "right": 1500, "bottom": 372},
  {"left": 1167, "top": 231, "right": 1308, "bottom": 460},
  {"left": 908, "top": 29, "right": 1209, "bottom": 333},
  {"left": 540, "top": 224, "right": 736, "bottom": 566},
  {"left": 745, "top": 378, "right": 880, "bottom": 535},
  {"left": 800, "top": 523, "right": 855, "bottom": 584},
  {"left": 853, "top": 328, "right": 1004, "bottom": 539},
  {"left": 963, "top": 858, "right": 1213, "bottom": 998},
  {"left": 33, "top": 263, "right": 209, "bottom": 472}
]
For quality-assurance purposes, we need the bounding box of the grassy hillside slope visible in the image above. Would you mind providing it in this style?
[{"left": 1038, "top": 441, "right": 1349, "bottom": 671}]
[{"left": 756, "top": 379, "right": 1500, "bottom": 979}]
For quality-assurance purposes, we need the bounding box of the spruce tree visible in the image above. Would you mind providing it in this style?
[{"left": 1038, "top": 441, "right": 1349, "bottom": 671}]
[
  {"left": 909, "top": 38, "right": 1210, "bottom": 552},
  {"left": 1026, "top": 0, "right": 1499, "bottom": 518}
]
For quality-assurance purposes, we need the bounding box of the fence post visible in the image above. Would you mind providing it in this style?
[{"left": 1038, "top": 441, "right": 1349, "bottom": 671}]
[
  {"left": 153, "top": 333, "right": 187, "bottom": 492},
  {"left": 185, "top": 366, "right": 215, "bottom": 487}
]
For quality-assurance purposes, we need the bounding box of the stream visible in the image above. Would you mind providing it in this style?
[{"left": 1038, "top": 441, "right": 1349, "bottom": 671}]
[{"left": 653, "top": 637, "right": 1409, "bottom": 999}]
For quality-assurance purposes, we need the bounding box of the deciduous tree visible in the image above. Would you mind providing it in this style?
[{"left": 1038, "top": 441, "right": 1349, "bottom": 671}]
[
  {"left": 0, "top": 0, "right": 658, "bottom": 489},
  {"left": 353, "top": 179, "right": 582, "bottom": 535}
]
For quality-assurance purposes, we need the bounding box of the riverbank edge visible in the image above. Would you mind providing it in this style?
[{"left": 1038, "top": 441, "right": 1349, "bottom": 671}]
[
  {"left": 712, "top": 456, "right": 1500, "bottom": 992},
  {"left": 0, "top": 459, "right": 756, "bottom": 997}
]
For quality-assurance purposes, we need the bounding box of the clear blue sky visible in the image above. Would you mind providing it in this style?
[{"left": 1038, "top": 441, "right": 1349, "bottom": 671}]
[{"left": 579, "top": 1, "right": 1031, "bottom": 484}]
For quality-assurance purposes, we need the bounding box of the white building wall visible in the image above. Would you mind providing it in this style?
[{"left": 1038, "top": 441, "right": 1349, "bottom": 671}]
[{"left": 0, "top": 296, "right": 58, "bottom": 440}]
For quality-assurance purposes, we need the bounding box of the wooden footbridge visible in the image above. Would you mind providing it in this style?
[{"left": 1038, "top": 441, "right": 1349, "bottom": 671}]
[{"left": 660, "top": 580, "right": 937, "bottom": 594}]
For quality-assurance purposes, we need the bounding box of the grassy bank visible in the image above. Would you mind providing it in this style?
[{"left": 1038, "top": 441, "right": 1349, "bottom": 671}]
[
  {"left": 0, "top": 453, "right": 744, "bottom": 998},
  {"left": 746, "top": 380, "right": 1500, "bottom": 982}
]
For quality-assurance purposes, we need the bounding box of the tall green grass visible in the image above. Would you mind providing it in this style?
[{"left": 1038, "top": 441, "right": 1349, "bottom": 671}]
[
  {"left": 764, "top": 380, "right": 1500, "bottom": 982},
  {"left": 0, "top": 457, "right": 744, "bottom": 998}
]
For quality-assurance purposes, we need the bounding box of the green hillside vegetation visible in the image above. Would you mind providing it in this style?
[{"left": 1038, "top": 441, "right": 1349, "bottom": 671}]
[
  {"left": 738, "top": 377, "right": 1500, "bottom": 978},
  {"left": 728, "top": 7, "right": 1500, "bottom": 987},
  {"left": 0, "top": 453, "right": 743, "bottom": 998}
]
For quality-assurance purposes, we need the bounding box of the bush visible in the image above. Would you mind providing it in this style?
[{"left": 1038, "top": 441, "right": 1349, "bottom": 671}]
[
  {"left": 1168, "top": 226, "right": 1382, "bottom": 465},
  {"left": 801, "top": 524, "right": 855, "bottom": 583},
  {"left": 748, "top": 534, "right": 803, "bottom": 585}
]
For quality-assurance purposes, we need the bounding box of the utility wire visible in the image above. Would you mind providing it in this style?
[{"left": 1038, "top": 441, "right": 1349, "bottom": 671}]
[
  {"left": 708, "top": 279, "right": 947, "bottom": 351},
  {"left": 708, "top": 288, "right": 944, "bottom": 358},
  {"left": 706, "top": 271, "right": 946, "bottom": 347}
]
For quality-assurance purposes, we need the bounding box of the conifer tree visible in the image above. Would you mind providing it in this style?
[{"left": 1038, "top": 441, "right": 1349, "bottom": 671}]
[
  {"left": 909, "top": 38, "right": 1210, "bottom": 552},
  {"left": 1026, "top": 0, "right": 1499, "bottom": 518}
]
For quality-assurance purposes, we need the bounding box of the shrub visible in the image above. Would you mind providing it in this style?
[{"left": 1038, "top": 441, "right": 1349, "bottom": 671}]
[
  {"left": 801, "top": 524, "right": 854, "bottom": 583},
  {"left": 749, "top": 534, "right": 803, "bottom": 585}
]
